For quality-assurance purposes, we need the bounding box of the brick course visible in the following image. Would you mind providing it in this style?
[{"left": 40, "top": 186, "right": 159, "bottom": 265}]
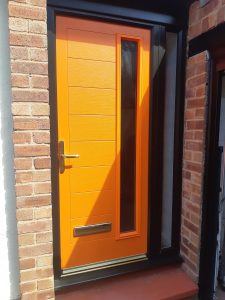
[
  {"left": 7, "top": 0, "right": 221, "bottom": 297},
  {"left": 181, "top": 51, "right": 208, "bottom": 281},
  {"left": 183, "top": 0, "right": 225, "bottom": 283},
  {"left": 8, "top": 0, "right": 54, "bottom": 298},
  {"left": 188, "top": 0, "right": 225, "bottom": 40}
]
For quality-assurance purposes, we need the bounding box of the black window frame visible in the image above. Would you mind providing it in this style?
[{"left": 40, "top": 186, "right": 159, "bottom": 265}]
[{"left": 47, "top": 0, "right": 187, "bottom": 289}]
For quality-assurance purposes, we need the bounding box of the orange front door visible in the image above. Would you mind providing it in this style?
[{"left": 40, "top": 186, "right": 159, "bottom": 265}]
[{"left": 56, "top": 16, "right": 150, "bottom": 271}]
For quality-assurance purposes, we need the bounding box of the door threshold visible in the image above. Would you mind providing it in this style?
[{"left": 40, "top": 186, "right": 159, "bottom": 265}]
[
  {"left": 56, "top": 266, "right": 198, "bottom": 300},
  {"left": 62, "top": 254, "right": 147, "bottom": 277},
  {"left": 54, "top": 254, "right": 183, "bottom": 289}
]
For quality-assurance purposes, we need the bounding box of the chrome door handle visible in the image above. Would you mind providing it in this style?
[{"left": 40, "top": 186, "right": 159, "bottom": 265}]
[
  {"left": 61, "top": 154, "right": 80, "bottom": 159},
  {"left": 59, "top": 141, "right": 80, "bottom": 173}
]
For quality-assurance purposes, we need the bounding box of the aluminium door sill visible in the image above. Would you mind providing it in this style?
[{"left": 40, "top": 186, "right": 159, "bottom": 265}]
[{"left": 62, "top": 254, "right": 148, "bottom": 277}]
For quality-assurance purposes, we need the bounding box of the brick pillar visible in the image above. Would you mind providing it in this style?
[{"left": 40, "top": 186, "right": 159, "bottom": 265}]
[
  {"left": 189, "top": 0, "right": 225, "bottom": 40},
  {"left": 8, "top": 1, "right": 55, "bottom": 299},
  {"left": 181, "top": 51, "right": 208, "bottom": 282},
  {"left": 184, "top": 0, "right": 225, "bottom": 285}
]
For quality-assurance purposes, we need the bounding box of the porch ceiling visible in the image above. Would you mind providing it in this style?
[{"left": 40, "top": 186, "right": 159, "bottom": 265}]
[{"left": 95, "top": 0, "right": 192, "bottom": 26}]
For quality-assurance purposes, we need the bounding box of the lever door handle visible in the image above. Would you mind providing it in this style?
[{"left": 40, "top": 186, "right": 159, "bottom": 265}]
[{"left": 59, "top": 141, "right": 80, "bottom": 173}]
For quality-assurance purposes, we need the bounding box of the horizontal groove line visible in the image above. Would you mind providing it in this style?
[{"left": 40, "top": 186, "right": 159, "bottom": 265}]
[
  {"left": 71, "top": 213, "right": 112, "bottom": 220},
  {"left": 70, "top": 169, "right": 114, "bottom": 171},
  {"left": 70, "top": 165, "right": 114, "bottom": 169},
  {"left": 71, "top": 236, "right": 114, "bottom": 244},
  {"left": 69, "top": 114, "right": 116, "bottom": 116},
  {"left": 68, "top": 85, "right": 115, "bottom": 90},
  {"left": 70, "top": 140, "right": 115, "bottom": 143},
  {"left": 69, "top": 140, "right": 115, "bottom": 142},
  {"left": 70, "top": 188, "right": 114, "bottom": 194},
  {"left": 71, "top": 216, "right": 113, "bottom": 221},
  {"left": 71, "top": 189, "right": 113, "bottom": 195},
  {"left": 68, "top": 56, "right": 115, "bottom": 63},
  {"left": 67, "top": 27, "right": 115, "bottom": 36},
  {"left": 69, "top": 86, "right": 116, "bottom": 91}
]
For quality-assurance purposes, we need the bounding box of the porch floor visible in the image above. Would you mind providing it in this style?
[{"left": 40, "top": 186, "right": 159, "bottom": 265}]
[{"left": 56, "top": 266, "right": 198, "bottom": 300}]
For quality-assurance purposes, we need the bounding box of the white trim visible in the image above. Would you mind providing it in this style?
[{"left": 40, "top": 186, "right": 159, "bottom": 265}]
[{"left": 0, "top": 0, "right": 20, "bottom": 299}]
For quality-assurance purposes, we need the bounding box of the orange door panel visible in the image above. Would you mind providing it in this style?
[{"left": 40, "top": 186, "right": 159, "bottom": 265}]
[
  {"left": 69, "top": 87, "right": 115, "bottom": 115},
  {"left": 56, "top": 16, "right": 150, "bottom": 270}
]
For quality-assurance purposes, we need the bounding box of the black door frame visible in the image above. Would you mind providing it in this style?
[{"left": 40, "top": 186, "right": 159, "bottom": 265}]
[
  {"left": 47, "top": 0, "right": 187, "bottom": 289},
  {"left": 198, "top": 53, "right": 223, "bottom": 300},
  {"left": 189, "top": 23, "right": 225, "bottom": 300}
]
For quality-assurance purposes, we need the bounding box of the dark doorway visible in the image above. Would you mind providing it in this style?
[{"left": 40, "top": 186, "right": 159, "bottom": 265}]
[
  {"left": 198, "top": 49, "right": 225, "bottom": 300},
  {"left": 214, "top": 74, "right": 225, "bottom": 299}
]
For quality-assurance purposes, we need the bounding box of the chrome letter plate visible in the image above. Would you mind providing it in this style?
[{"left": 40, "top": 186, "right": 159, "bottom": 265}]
[{"left": 73, "top": 222, "right": 112, "bottom": 237}]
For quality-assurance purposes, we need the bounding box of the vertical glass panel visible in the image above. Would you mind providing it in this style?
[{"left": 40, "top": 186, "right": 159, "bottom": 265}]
[
  {"left": 161, "top": 32, "right": 177, "bottom": 248},
  {"left": 120, "top": 40, "right": 138, "bottom": 233}
]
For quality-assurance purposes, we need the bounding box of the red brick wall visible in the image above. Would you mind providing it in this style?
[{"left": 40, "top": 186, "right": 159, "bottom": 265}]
[
  {"left": 8, "top": 1, "right": 55, "bottom": 299},
  {"left": 189, "top": 0, "right": 225, "bottom": 40},
  {"left": 183, "top": 0, "right": 225, "bottom": 283},
  {"left": 7, "top": 0, "right": 222, "bottom": 296},
  {"left": 181, "top": 51, "right": 208, "bottom": 281}
]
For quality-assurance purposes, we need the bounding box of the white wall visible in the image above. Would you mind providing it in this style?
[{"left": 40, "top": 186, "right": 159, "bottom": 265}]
[{"left": 0, "top": 0, "right": 20, "bottom": 299}]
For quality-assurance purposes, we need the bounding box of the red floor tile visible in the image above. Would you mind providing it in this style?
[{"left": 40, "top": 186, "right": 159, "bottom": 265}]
[
  {"left": 216, "top": 286, "right": 225, "bottom": 299},
  {"left": 56, "top": 266, "right": 198, "bottom": 300}
]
